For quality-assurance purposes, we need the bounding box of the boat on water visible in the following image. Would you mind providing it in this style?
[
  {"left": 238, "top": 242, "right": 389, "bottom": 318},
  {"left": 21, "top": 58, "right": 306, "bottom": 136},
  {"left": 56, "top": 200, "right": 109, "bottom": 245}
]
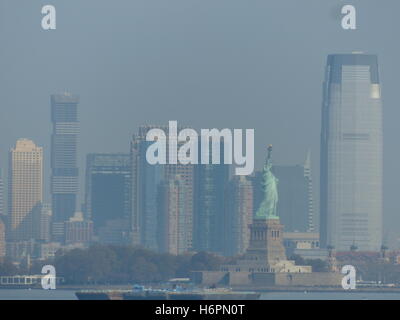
[{"left": 75, "top": 285, "right": 260, "bottom": 300}]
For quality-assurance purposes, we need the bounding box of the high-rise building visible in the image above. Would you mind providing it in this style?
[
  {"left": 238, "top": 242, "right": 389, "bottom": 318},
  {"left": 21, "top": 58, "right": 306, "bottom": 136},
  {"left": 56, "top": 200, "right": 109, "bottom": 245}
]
[
  {"left": 271, "top": 153, "right": 314, "bottom": 233},
  {"left": 163, "top": 162, "right": 194, "bottom": 253},
  {"left": 51, "top": 93, "right": 79, "bottom": 223},
  {"left": 193, "top": 144, "right": 230, "bottom": 254},
  {"left": 224, "top": 176, "right": 253, "bottom": 256},
  {"left": 130, "top": 135, "right": 141, "bottom": 246},
  {"left": 131, "top": 125, "right": 194, "bottom": 252},
  {"left": 85, "top": 153, "right": 131, "bottom": 234},
  {"left": 0, "top": 217, "right": 5, "bottom": 259},
  {"left": 0, "top": 169, "right": 4, "bottom": 217},
  {"left": 131, "top": 126, "right": 167, "bottom": 251},
  {"left": 8, "top": 139, "right": 43, "bottom": 241},
  {"left": 158, "top": 175, "right": 192, "bottom": 255},
  {"left": 32, "top": 203, "right": 52, "bottom": 243},
  {"left": 320, "top": 53, "right": 383, "bottom": 251},
  {"left": 303, "top": 151, "right": 314, "bottom": 232},
  {"left": 158, "top": 178, "right": 180, "bottom": 255}
]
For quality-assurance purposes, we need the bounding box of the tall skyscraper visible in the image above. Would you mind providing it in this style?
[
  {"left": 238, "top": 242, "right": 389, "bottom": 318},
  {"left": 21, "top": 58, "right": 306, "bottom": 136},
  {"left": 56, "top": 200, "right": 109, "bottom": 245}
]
[
  {"left": 8, "top": 139, "right": 43, "bottom": 241},
  {"left": 303, "top": 151, "right": 314, "bottom": 232},
  {"left": 158, "top": 175, "right": 191, "bottom": 255},
  {"left": 51, "top": 93, "right": 79, "bottom": 223},
  {"left": 271, "top": 152, "right": 314, "bottom": 233},
  {"left": 320, "top": 53, "right": 383, "bottom": 251},
  {"left": 163, "top": 159, "right": 194, "bottom": 253},
  {"left": 0, "top": 217, "right": 5, "bottom": 259},
  {"left": 193, "top": 144, "right": 230, "bottom": 254},
  {"left": 224, "top": 176, "right": 253, "bottom": 256},
  {"left": 131, "top": 125, "right": 194, "bottom": 252},
  {"left": 85, "top": 153, "right": 131, "bottom": 233},
  {"left": 0, "top": 169, "right": 4, "bottom": 217},
  {"left": 131, "top": 126, "right": 167, "bottom": 251}
]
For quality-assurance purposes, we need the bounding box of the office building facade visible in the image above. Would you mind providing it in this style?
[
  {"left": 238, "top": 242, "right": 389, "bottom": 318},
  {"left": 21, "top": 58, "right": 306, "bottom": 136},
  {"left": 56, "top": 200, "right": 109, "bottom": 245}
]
[
  {"left": 65, "top": 212, "right": 93, "bottom": 245},
  {"left": 158, "top": 177, "right": 185, "bottom": 255},
  {"left": 320, "top": 53, "right": 383, "bottom": 251},
  {"left": 0, "top": 218, "right": 5, "bottom": 259},
  {"left": 131, "top": 125, "right": 195, "bottom": 252},
  {"left": 8, "top": 139, "right": 43, "bottom": 241},
  {"left": 272, "top": 156, "right": 314, "bottom": 233},
  {"left": 51, "top": 93, "right": 79, "bottom": 223},
  {"left": 0, "top": 169, "right": 4, "bottom": 217},
  {"left": 224, "top": 176, "right": 253, "bottom": 256},
  {"left": 85, "top": 153, "right": 131, "bottom": 233},
  {"left": 193, "top": 145, "right": 230, "bottom": 254}
]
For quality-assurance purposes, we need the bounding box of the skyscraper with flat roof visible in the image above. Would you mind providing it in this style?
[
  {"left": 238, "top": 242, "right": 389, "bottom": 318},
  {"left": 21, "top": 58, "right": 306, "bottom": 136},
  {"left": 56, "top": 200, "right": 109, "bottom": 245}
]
[
  {"left": 0, "top": 169, "right": 4, "bottom": 217},
  {"left": 193, "top": 144, "right": 230, "bottom": 254},
  {"left": 8, "top": 139, "right": 43, "bottom": 241},
  {"left": 320, "top": 53, "right": 383, "bottom": 251},
  {"left": 131, "top": 126, "right": 167, "bottom": 251},
  {"left": 51, "top": 93, "right": 79, "bottom": 224},
  {"left": 85, "top": 153, "right": 131, "bottom": 234},
  {"left": 272, "top": 152, "right": 314, "bottom": 233}
]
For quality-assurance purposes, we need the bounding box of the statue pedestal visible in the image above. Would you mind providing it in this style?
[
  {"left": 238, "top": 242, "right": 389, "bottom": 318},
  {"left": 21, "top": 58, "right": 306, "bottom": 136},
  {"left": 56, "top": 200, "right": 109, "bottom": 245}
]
[
  {"left": 219, "top": 218, "right": 311, "bottom": 273},
  {"left": 244, "top": 218, "right": 287, "bottom": 267}
]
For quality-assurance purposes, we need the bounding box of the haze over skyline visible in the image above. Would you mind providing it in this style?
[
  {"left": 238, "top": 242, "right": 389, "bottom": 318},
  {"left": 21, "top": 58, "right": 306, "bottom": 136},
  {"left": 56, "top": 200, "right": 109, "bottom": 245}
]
[{"left": 0, "top": 1, "right": 399, "bottom": 245}]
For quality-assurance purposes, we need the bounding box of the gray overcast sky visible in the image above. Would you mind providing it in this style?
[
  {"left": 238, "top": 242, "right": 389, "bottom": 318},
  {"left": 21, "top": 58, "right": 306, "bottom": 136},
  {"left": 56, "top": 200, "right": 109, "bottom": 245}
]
[{"left": 1, "top": 1, "right": 399, "bottom": 244}]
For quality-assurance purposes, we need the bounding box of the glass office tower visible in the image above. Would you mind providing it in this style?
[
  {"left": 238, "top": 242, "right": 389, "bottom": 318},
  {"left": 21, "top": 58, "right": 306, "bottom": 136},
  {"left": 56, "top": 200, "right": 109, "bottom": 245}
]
[
  {"left": 320, "top": 53, "right": 383, "bottom": 251},
  {"left": 85, "top": 153, "right": 131, "bottom": 233},
  {"left": 51, "top": 93, "right": 80, "bottom": 223},
  {"left": 0, "top": 169, "right": 4, "bottom": 217},
  {"left": 193, "top": 144, "right": 230, "bottom": 255}
]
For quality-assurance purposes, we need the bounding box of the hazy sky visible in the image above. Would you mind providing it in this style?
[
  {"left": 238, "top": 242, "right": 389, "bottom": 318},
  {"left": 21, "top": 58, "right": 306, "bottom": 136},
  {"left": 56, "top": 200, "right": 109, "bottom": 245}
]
[{"left": 1, "top": 1, "right": 399, "bottom": 245}]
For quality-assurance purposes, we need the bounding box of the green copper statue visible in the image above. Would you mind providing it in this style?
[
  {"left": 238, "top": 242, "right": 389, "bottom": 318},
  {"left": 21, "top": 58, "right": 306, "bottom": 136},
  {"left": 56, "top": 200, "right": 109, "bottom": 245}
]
[{"left": 255, "top": 145, "right": 279, "bottom": 220}]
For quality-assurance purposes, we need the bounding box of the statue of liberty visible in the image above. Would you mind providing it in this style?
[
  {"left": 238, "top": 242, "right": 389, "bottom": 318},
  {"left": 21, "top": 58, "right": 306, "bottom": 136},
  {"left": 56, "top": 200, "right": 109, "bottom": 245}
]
[{"left": 255, "top": 145, "right": 279, "bottom": 220}]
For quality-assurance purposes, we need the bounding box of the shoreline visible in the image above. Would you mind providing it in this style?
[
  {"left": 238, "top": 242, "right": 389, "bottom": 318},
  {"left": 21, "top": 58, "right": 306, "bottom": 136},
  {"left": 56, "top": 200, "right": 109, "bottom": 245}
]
[{"left": 2, "top": 284, "right": 400, "bottom": 294}]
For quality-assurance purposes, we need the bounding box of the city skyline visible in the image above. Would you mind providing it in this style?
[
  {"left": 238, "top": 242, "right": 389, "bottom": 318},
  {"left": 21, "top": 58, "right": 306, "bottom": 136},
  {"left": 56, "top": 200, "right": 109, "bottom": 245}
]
[
  {"left": 2, "top": 2, "right": 400, "bottom": 250},
  {"left": 1, "top": 1, "right": 400, "bottom": 305},
  {"left": 0, "top": 80, "right": 388, "bottom": 254},
  {"left": 0, "top": 1, "right": 395, "bottom": 253}
]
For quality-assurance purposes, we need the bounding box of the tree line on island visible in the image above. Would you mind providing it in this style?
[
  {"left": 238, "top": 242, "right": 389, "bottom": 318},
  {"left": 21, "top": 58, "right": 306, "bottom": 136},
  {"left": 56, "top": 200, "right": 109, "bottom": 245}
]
[
  {"left": 1, "top": 245, "right": 400, "bottom": 285},
  {"left": 0, "top": 245, "right": 233, "bottom": 284}
]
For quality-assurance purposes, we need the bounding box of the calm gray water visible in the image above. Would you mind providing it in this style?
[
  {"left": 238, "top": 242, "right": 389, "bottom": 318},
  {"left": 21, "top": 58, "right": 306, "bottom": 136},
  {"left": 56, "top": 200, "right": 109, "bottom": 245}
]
[
  {"left": 1, "top": 289, "right": 400, "bottom": 300},
  {"left": 0, "top": 289, "right": 77, "bottom": 300},
  {"left": 260, "top": 291, "right": 400, "bottom": 300}
]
